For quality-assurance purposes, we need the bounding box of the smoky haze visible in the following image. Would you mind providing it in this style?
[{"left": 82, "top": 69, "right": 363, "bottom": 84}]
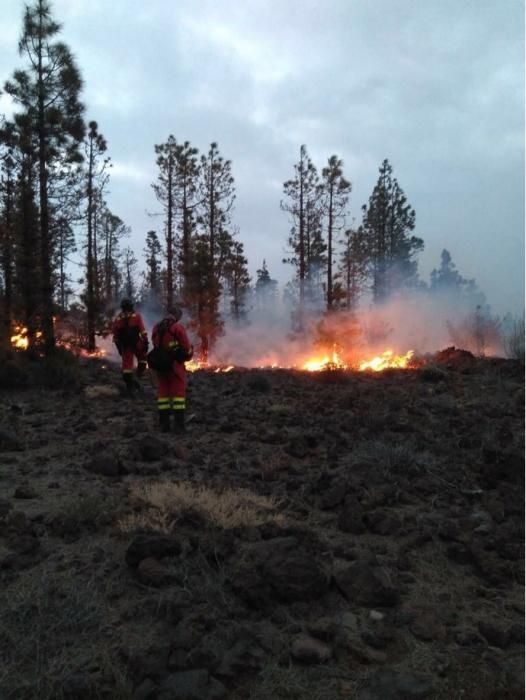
[{"left": 1, "top": 0, "right": 523, "bottom": 316}]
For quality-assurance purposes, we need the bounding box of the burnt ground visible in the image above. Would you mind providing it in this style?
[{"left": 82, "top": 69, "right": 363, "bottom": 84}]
[{"left": 0, "top": 352, "right": 524, "bottom": 699}]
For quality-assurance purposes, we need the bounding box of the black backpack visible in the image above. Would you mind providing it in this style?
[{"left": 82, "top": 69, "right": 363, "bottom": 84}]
[{"left": 147, "top": 319, "right": 184, "bottom": 373}]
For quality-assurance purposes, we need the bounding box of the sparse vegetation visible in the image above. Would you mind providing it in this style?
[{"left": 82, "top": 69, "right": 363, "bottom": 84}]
[{"left": 118, "top": 480, "right": 282, "bottom": 533}]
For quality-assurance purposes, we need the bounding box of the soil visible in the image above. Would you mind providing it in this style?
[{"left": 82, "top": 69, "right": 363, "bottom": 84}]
[{"left": 0, "top": 353, "right": 524, "bottom": 699}]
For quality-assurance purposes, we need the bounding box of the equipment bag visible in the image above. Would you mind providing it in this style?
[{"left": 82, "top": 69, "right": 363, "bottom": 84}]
[
  {"left": 146, "top": 346, "right": 175, "bottom": 373},
  {"left": 147, "top": 319, "right": 178, "bottom": 373}
]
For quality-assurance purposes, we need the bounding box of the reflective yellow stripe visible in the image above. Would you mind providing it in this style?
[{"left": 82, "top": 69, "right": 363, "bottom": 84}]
[
  {"left": 172, "top": 397, "right": 186, "bottom": 410},
  {"left": 168, "top": 341, "right": 178, "bottom": 348},
  {"left": 122, "top": 369, "right": 133, "bottom": 374}
]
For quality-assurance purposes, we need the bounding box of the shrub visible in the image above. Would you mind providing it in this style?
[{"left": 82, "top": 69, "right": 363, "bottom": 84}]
[{"left": 118, "top": 481, "right": 281, "bottom": 533}]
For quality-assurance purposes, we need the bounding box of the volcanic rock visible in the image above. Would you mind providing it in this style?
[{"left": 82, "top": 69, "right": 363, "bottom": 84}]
[
  {"left": 134, "top": 434, "right": 170, "bottom": 462},
  {"left": 86, "top": 451, "right": 125, "bottom": 477},
  {"left": 338, "top": 495, "right": 366, "bottom": 534},
  {"left": 478, "top": 620, "right": 512, "bottom": 649},
  {"left": 125, "top": 534, "right": 182, "bottom": 567},
  {"left": 157, "top": 670, "right": 227, "bottom": 700},
  {"left": 334, "top": 559, "right": 399, "bottom": 607},
  {"left": 13, "top": 484, "right": 38, "bottom": 499},
  {"left": 136, "top": 557, "right": 173, "bottom": 587},
  {"left": 0, "top": 498, "right": 12, "bottom": 518},
  {"left": 290, "top": 634, "right": 332, "bottom": 664},
  {"left": 229, "top": 535, "right": 330, "bottom": 604},
  {"left": 359, "top": 668, "right": 435, "bottom": 699},
  {"left": 0, "top": 428, "right": 23, "bottom": 451}
]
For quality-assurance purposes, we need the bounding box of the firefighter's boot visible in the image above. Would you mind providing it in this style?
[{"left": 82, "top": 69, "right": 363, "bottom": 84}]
[
  {"left": 159, "top": 411, "right": 170, "bottom": 433},
  {"left": 122, "top": 372, "right": 135, "bottom": 397},
  {"left": 172, "top": 409, "right": 185, "bottom": 434}
]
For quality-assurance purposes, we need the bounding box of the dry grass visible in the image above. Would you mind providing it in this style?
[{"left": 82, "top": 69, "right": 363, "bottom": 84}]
[
  {"left": 118, "top": 480, "right": 283, "bottom": 533},
  {"left": 0, "top": 565, "right": 128, "bottom": 699}
]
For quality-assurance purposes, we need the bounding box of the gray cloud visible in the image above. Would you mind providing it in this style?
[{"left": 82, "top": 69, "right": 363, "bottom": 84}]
[{"left": 1, "top": 0, "right": 523, "bottom": 313}]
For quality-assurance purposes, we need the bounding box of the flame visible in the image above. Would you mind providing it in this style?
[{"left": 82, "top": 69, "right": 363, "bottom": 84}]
[
  {"left": 10, "top": 326, "right": 43, "bottom": 350},
  {"left": 358, "top": 349, "right": 414, "bottom": 372},
  {"left": 302, "top": 348, "right": 347, "bottom": 371}
]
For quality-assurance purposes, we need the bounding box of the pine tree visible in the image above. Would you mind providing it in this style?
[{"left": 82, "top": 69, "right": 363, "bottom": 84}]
[
  {"left": 4, "top": 0, "right": 85, "bottom": 351},
  {"left": 0, "top": 120, "right": 18, "bottom": 344},
  {"left": 337, "top": 226, "right": 369, "bottom": 310},
  {"left": 321, "top": 155, "right": 351, "bottom": 310},
  {"left": 281, "top": 145, "right": 321, "bottom": 325},
  {"left": 223, "top": 239, "right": 251, "bottom": 323},
  {"left": 84, "top": 121, "right": 109, "bottom": 350},
  {"left": 254, "top": 259, "right": 278, "bottom": 312},
  {"left": 152, "top": 135, "right": 178, "bottom": 309},
  {"left": 191, "top": 142, "right": 235, "bottom": 355},
  {"left": 143, "top": 230, "right": 162, "bottom": 299},
  {"left": 122, "top": 246, "right": 138, "bottom": 302},
  {"left": 361, "top": 159, "right": 422, "bottom": 303},
  {"left": 174, "top": 141, "right": 200, "bottom": 304}
]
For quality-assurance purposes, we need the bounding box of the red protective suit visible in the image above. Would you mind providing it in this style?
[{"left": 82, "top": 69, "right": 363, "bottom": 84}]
[
  {"left": 151, "top": 316, "right": 192, "bottom": 421},
  {"left": 112, "top": 311, "right": 148, "bottom": 375}
]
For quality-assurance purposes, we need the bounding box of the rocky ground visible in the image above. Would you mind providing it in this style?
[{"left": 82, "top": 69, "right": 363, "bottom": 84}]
[{"left": 0, "top": 349, "right": 524, "bottom": 699}]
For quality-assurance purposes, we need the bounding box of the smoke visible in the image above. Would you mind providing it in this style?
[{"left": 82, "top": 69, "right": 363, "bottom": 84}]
[{"left": 208, "top": 288, "right": 510, "bottom": 366}]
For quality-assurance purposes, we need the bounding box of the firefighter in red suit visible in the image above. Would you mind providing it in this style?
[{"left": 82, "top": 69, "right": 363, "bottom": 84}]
[
  {"left": 112, "top": 299, "right": 149, "bottom": 395},
  {"left": 151, "top": 306, "right": 193, "bottom": 433}
]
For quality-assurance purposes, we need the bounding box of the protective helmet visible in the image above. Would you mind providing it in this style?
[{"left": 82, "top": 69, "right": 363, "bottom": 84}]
[
  {"left": 120, "top": 298, "right": 134, "bottom": 312},
  {"left": 168, "top": 305, "right": 182, "bottom": 321}
]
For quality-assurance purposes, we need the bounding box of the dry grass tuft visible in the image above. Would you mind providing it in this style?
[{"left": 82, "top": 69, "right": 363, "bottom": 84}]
[{"left": 118, "top": 480, "right": 282, "bottom": 533}]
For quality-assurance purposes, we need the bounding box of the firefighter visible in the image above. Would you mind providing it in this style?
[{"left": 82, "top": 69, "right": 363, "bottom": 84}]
[
  {"left": 151, "top": 306, "right": 193, "bottom": 433},
  {"left": 112, "top": 299, "right": 149, "bottom": 395}
]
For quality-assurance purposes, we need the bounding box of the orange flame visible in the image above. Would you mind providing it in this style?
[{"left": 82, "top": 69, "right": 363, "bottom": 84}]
[{"left": 358, "top": 349, "right": 414, "bottom": 372}]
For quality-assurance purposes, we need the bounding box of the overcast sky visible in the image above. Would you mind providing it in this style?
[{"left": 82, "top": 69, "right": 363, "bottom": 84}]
[{"left": 1, "top": 0, "right": 524, "bottom": 313}]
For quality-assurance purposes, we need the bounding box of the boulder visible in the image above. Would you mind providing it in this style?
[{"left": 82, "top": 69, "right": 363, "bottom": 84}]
[{"left": 126, "top": 534, "right": 182, "bottom": 567}]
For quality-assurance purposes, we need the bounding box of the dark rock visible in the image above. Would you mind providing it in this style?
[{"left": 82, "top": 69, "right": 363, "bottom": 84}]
[
  {"left": 319, "top": 480, "right": 347, "bottom": 509},
  {"left": 0, "top": 427, "right": 23, "bottom": 451},
  {"left": 13, "top": 484, "right": 38, "bottom": 499},
  {"left": 136, "top": 557, "right": 173, "bottom": 587},
  {"left": 0, "top": 498, "right": 12, "bottom": 518},
  {"left": 410, "top": 611, "right": 446, "bottom": 641},
  {"left": 478, "top": 620, "right": 511, "bottom": 648},
  {"left": 86, "top": 451, "right": 125, "bottom": 477},
  {"left": 135, "top": 434, "right": 170, "bottom": 462},
  {"left": 290, "top": 635, "right": 331, "bottom": 664},
  {"left": 285, "top": 436, "right": 311, "bottom": 459},
  {"left": 334, "top": 560, "right": 399, "bottom": 607},
  {"left": 338, "top": 496, "right": 366, "bottom": 534},
  {"left": 157, "top": 670, "right": 226, "bottom": 700},
  {"left": 124, "top": 642, "right": 170, "bottom": 685},
  {"left": 133, "top": 678, "right": 159, "bottom": 700},
  {"left": 230, "top": 535, "right": 330, "bottom": 604},
  {"left": 365, "top": 508, "right": 401, "bottom": 536},
  {"left": 216, "top": 634, "right": 266, "bottom": 677},
  {"left": 359, "top": 668, "right": 435, "bottom": 699},
  {"left": 7, "top": 534, "right": 40, "bottom": 555},
  {"left": 5, "top": 510, "right": 31, "bottom": 533},
  {"left": 126, "top": 534, "right": 182, "bottom": 567}
]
